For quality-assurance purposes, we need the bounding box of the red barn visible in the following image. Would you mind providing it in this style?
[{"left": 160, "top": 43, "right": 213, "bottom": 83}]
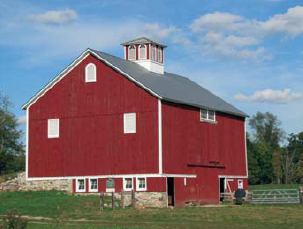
[{"left": 22, "top": 37, "right": 248, "bottom": 206}]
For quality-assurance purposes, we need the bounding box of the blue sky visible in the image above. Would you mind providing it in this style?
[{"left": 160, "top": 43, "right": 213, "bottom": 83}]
[{"left": 1, "top": 0, "right": 303, "bottom": 140}]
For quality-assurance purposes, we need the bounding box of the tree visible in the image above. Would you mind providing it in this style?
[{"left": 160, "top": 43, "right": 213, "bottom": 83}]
[{"left": 0, "top": 92, "right": 24, "bottom": 174}]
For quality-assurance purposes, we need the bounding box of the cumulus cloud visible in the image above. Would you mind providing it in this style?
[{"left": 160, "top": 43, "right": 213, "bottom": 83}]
[
  {"left": 234, "top": 88, "right": 303, "bottom": 104},
  {"left": 141, "top": 23, "right": 175, "bottom": 39},
  {"left": 27, "top": 9, "right": 77, "bottom": 24},
  {"left": 17, "top": 115, "right": 27, "bottom": 124}
]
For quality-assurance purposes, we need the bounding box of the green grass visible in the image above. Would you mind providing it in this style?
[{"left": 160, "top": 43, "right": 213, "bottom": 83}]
[
  {"left": 1, "top": 190, "right": 303, "bottom": 228},
  {"left": 249, "top": 184, "right": 303, "bottom": 190}
]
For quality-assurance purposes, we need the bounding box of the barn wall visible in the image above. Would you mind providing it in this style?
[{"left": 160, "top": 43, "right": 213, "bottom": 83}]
[
  {"left": 28, "top": 54, "right": 159, "bottom": 178},
  {"left": 162, "top": 101, "right": 247, "bottom": 205}
]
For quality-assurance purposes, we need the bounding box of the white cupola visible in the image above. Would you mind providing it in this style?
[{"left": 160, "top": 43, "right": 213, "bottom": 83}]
[{"left": 121, "top": 37, "right": 167, "bottom": 74}]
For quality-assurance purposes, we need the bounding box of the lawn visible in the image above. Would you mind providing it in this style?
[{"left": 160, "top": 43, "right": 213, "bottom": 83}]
[{"left": 0, "top": 191, "right": 303, "bottom": 228}]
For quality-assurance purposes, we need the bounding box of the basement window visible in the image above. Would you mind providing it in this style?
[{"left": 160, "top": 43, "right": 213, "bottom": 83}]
[
  {"left": 48, "top": 119, "right": 59, "bottom": 138},
  {"left": 89, "top": 179, "right": 98, "bottom": 192},
  {"left": 123, "top": 113, "right": 136, "bottom": 134},
  {"left": 136, "top": 177, "right": 147, "bottom": 191},
  {"left": 76, "top": 179, "right": 86, "bottom": 192},
  {"left": 123, "top": 177, "right": 133, "bottom": 191},
  {"left": 85, "top": 63, "right": 97, "bottom": 82},
  {"left": 128, "top": 45, "right": 136, "bottom": 60},
  {"left": 238, "top": 180, "right": 243, "bottom": 189},
  {"left": 200, "top": 109, "right": 216, "bottom": 123}
]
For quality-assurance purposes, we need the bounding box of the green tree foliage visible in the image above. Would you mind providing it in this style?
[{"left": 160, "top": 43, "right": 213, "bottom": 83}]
[{"left": 0, "top": 92, "right": 24, "bottom": 175}]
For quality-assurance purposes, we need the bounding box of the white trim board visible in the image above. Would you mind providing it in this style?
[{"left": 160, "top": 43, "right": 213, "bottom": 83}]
[
  {"left": 158, "top": 99, "right": 163, "bottom": 174},
  {"left": 218, "top": 175, "right": 248, "bottom": 179},
  {"left": 25, "top": 107, "right": 29, "bottom": 179},
  {"left": 26, "top": 173, "right": 197, "bottom": 181},
  {"left": 22, "top": 49, "right": 162, "bottom": 110},
  {"left": 244, "top": 121, "right": 249, "bottom": 177}
]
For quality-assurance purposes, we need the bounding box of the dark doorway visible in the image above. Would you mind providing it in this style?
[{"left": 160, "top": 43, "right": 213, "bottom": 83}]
[
  {"left": 219, "top": 178, "right": 225, "bottom": 201},
  {"left": 167, "top": 177, "right": 175, "bottom": 206}
]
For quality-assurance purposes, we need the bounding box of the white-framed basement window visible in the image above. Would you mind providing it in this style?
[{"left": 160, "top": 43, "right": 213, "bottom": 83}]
[
  {"left": 136, "top": 177, "right": 147, "bottom": 191},
  {"left": 200, "top": 109, "right": 216, "bottom": 122},
  {"left": 123, "top": 177, "right": 133, "bottom": 191},
  {"left": 48, "top": 119, "right": 59, "bottom": 138},
  {"left": 76, "top": 178, "right": 86, "bottom": 193},
  {"left": 128, "top": 45, "right": 136, "bottom": 60},
  {"left": 89, "top": 178, "right": 98, "bottom": 192},
  {"left": 139, "top": 44, "right": 146, "bottom": 59},
  {"left": 123, "top": 113, "right": 136, "bottom": 134},
  {"left": 238, "top": 180, "right": 243, "bottom": 189},
  {"left": 85, "top": 63, "right": 97, "bottom": 82}
]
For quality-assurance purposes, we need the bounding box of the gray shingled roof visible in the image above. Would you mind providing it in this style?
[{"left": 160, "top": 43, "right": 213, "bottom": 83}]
[
  {"left": 92, "top": 50, "right": 248, "bottom": 117},
  {"left": 121, "top": 37, "right": 168, "bottom": 48}
]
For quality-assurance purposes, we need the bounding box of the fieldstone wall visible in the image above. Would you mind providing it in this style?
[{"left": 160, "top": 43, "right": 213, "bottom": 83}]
[
  {"left": 105, "top": 192, "right": 167, "bottom": 208},
  {"left": 0, "top": 172, "right": 73, "bottom": 193}
]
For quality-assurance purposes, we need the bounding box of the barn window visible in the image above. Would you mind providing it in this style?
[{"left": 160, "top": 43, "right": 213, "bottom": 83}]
[
  {"left": 238, "top": 180, "right": 243, "bottom": 189},
  {"left": 48, "top": 119, "right": 59, "bottom": 138},
  {"left": 152, "top": 45, "right": 156, "bottom": 61},
  {"left": 89, "top": 179, "right": 98, "bottom": 192},
  {"left": 123, "top": 177, "right": 133, "bottom": 191},
  {"left": 128, "top": 45, "right": 136, "bottom": 60},
  {"left": 139, "top": 44, "right": 146, "bottom": 59},
  {"left": 76, "top": 179, "right": 86, "bottom": 192},
  {"left": 200, "top": 109, "right": 216, "bottom": 122},
  {"left": 136, "top": 177, "right": 147, "bottom": 191},
  {"left": 85, "top": 63, "right": 97, "bottom": 82},
  {"left": 158, "top": 47, "right": 162, "bottom": 62},
  {"left": 123, "top": 113, "right": 136, "bottom": 134}
]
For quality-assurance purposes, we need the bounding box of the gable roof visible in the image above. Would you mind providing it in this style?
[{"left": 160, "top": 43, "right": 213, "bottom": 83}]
[
  {"left": 22, "top": 48, "right": 248, "bottom": 118},
  {"left": 121, "top": 37, "right": 168, "bottom": 48}
]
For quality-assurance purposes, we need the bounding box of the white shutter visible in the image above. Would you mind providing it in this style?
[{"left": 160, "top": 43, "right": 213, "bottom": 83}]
[
  {"left": 123, "top": 113, "right": 136, "bottom": 133},
  {"left": 48, "top": 119, "right": 59, "bottom": 138},
  {"left": 85, "top": 63, "right": 96, "bottom": 82}
]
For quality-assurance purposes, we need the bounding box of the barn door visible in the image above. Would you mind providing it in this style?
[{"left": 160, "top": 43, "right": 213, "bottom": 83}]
[{"left": 167, "top": 177, "right": 175, "bottom": 206}]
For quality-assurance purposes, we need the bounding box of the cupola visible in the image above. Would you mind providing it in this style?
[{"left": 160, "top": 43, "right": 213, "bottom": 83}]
[{"left": 121, "top": 37, "right": 167, "bottom": 74}]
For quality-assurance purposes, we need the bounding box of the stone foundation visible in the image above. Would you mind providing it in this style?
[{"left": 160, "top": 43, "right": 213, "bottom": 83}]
[{"left": 0, "top": 172, "right": 73, "bottom": 193}]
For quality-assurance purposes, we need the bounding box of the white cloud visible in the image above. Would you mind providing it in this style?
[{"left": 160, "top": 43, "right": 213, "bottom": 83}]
[
  {"left": 141, "top": 23, "right": 175, "bottom": 39},
  {"left": 234, "top": 88, "right": 303, "bottom": 104},
  {"left": 17, "top": 115, "right": 27, "bottom": 125},
  {"left": 27, "top": 9, "right": 77, "bottom": 24}
]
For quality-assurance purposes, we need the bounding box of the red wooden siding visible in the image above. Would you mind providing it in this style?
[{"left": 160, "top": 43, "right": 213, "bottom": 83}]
[
  {"left": 28, "top": 54, "right": 159, "bottom": 178},
  {"left": 162, "top": 101, "right": 247, "bottom": 205}
]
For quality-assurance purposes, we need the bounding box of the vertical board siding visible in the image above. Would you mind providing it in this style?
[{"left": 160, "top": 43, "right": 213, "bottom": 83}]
[{"left": 28, "top": 54, "right": 159, "bottom": 178}]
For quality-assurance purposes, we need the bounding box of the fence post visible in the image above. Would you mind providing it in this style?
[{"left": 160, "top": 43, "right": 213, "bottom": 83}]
[
  {"left": 131, "top": 189, "right": 136, "bottom": 209},
  {"left": 299, "top": 187, "right": 303, "bottom": 204},
  {"left": 121, "top": 190, "right": 125, "bottom": 209},
  {"left": 100, "top": 192, "right": 104, "bottom": 211},
  {"left": 112, "top": 192, "right": 115, "bottom": 210}
]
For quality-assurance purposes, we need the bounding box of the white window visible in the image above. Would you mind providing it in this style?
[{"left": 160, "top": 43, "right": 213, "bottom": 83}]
[
  {"left": 136, "top": 177, "right": 147, "bottom": 191},
  {"left": 76, "top": 179, "right": 86, "bottom": 192},
  {"left": 89, "top": 179, "right": 98, "bottom": 192},
  {"left": 152, "top": 45, "right": 156, "bottom": 61},
  {"left": 139, "top": 44, "right": 146, "bottom": 59},
  {"left": 85, "top": 63, "right": 97, "bottom": 82},
  {"left": 48, "top": 119, "right": 59, "bottom": 138},
  {"left": 200, "top": 109, "right": 216, "bottom": 122},
  {"left": 158, "top": 47, "right": 162, "bottom": 62},
  {"left": 123, "top": 177, "right": 133, "bottom": 191},
  {"left": 128, "top": 45, "right": 136, "bottom": 60},
  {"left": 123, "top": 113, "right": 136, "bottom": 134},
  {"left": 238, "top": 180, "right": 243, "bottom": 189}
]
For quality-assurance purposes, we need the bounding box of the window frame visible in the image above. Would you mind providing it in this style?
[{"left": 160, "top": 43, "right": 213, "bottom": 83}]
[
  {"left": 200, "top": 109, "right": 217, "bottom": 123},
  {"left": 158, "top": 47, "right": 162, "bottom": 62},
  {"left": 123, "top": 113, "right": 136, "bottom": 134},
  {"left": 139, "top": 44, "right": 146, "bottom": 59},
  {"left": 238, "top": 179, "right": 244, "bottom": 189},
  {"left": 123, "top": 177, "right": 134, "bottom": 191},
  {"left": 76, "top": 178, "right": 86, "bottom": 193},
  {"left": 128, "top": 45, "right": 136, "bottom": 60},
  {"left": 48, "top": 119, "right": 59, "bottom": 138},
  {"left": 151, "top": 45, "right": 156, "bottom": 61},
  {"left": 85, "top": 63, "right": 97, "bottom": 83},
  {"left": 136, "top": 177, "right": 147, "bottom": 191},
  {"left": 89, "top": 178, "right": 98, "bottom": 192}
]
